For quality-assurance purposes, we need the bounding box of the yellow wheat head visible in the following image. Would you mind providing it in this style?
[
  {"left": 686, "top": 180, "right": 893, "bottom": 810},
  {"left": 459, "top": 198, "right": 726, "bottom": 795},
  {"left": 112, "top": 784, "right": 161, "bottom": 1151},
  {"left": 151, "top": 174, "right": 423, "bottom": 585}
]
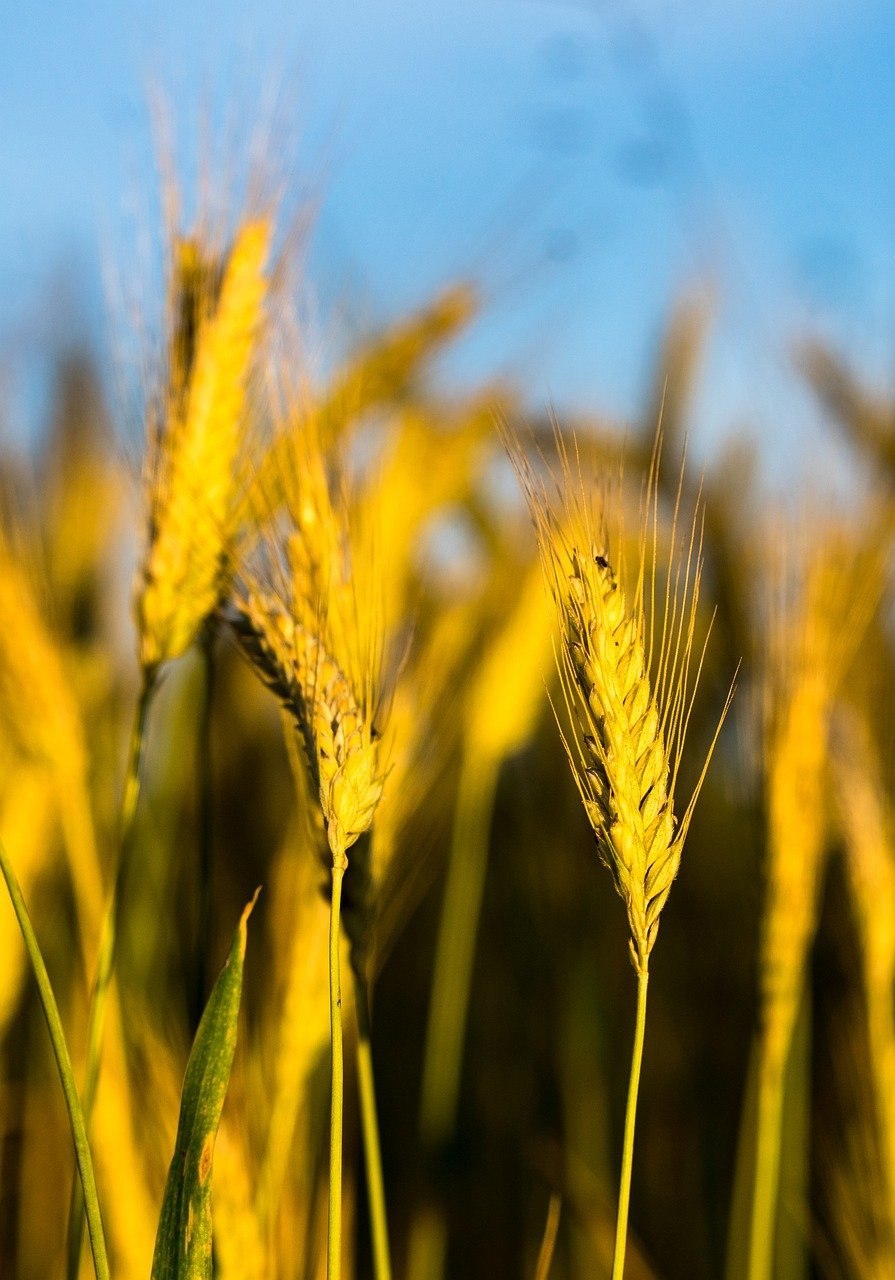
[
  {"left": 136, "top": 217, "right": 271, "bottom": 672},
  {"left": 233, "top": 413, "right": 386, "bottom": 869},
  {"left": 517, "top": 431, "right": 729, "bottom": 975}
]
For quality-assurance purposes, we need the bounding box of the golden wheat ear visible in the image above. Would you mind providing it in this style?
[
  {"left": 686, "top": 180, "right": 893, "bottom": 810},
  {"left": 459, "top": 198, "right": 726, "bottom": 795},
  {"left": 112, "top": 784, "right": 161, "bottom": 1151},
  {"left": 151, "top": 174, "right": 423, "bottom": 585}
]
[
  {"left": 136, "top": 216, "right": 271, "bottom": 673},
  {"left": 510, "top": 425, "right": 731, "bottom": 973},
  {"left": 229, "top": 403, "right": 390, "bottom": 1280},
  {"left": 507, "top": 422, "right": 732, "bottom": 1280}
]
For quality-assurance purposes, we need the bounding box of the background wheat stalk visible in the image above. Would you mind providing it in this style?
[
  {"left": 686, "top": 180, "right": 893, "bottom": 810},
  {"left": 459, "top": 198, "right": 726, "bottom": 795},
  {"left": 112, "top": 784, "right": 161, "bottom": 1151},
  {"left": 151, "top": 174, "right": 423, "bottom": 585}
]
[
  {"left": 747, "top": 521, "right": 885, "bottom": 1280},
  {"left": 833, "top": 708, "right": 895, "bottom": 1250}
]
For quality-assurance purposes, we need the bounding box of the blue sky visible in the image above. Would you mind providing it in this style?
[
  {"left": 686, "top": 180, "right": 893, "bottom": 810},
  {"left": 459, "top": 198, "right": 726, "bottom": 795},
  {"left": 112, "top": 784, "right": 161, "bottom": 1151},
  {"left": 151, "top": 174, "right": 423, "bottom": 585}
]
[{"left": 1, "top": 0, "right": 894, "bottom": 477}]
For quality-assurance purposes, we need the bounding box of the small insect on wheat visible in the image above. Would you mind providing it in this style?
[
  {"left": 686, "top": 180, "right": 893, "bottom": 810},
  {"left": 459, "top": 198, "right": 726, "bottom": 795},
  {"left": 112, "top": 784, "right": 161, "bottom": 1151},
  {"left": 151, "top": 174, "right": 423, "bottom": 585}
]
[{"left": 511, "top": 426, "right": 732, "bottom": 1280}]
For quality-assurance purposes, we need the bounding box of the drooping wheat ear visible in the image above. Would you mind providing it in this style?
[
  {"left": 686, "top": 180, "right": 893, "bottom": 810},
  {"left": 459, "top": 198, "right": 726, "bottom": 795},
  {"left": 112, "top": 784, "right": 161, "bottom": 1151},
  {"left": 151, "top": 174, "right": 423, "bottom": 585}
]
[
  {"left": 231, "top": 406, "right": 390, "bottom": 1280},
  {"left": 136, "top": 217, "right": 270, "bottom": 672},
  {"left": 521, "top": 433, "right": 726, "bottom": 976},
  {"left": 234, "top": 592, "right": 385, "bottom": 867}
]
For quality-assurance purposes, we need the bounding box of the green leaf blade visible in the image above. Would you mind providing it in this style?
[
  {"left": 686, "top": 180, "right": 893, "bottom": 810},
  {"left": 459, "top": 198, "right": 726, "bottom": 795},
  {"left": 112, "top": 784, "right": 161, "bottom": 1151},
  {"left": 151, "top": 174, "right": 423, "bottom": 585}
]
[{"left": 152, "top": 889, "right": 259, "bottom": 1280}]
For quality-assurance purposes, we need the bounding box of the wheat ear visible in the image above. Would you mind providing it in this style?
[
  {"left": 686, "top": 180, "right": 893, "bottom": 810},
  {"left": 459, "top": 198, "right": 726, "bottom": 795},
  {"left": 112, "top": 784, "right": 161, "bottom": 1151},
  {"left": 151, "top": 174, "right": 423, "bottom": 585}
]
[
  {"left": 515, "top": 428, "right": 730, "bottom": 1280},
  {"left": 136, "top": 218, "right": 270, "bottom": 672}
]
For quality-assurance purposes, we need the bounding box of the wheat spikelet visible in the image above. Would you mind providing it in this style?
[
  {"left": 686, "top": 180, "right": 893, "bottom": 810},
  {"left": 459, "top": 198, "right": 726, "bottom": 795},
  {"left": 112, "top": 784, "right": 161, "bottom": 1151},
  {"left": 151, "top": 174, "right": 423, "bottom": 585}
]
[
  {"left": 565, "top": 548, "right": 678, "bottom": 973},
  {"left": 136, "top": 217, "right": 270, "bottom": 671},
  {"left": 517, "top": 432, "right": 725, "bottom": 975},
  {"left": 235, "top": 592, "right": 384, "bottom": 866},
  {"left": 232, "top": 366, "right": 387, "bottom": 864}
]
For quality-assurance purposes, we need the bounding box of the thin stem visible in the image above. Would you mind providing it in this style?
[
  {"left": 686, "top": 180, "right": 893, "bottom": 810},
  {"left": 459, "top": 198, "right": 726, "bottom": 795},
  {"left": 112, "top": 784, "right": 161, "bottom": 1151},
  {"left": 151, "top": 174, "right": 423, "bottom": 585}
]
[
  {"left": 611, "top": 968, "right": 649, "bottom": 1280},
  {"left": 193, "top": 626, "right": 216, "bottom": 1029},
  {"left": 356, "top": 977, "right": 393, "bottom": 1280},
  {"left": 0, "top": 838, "right": 110, "bottom": 1280},
  {"left": 329, "top": 859, "right": 346, "bottom": 1280},
  {"left": 66, "top": 668, "right": 156, "bottom": 1280},
  {"left": 747, "top": 1037, "right": 787, "bottom": 1280},
  {"left": 534, "top": 1193, "right": 562, "bottom": 1280}
]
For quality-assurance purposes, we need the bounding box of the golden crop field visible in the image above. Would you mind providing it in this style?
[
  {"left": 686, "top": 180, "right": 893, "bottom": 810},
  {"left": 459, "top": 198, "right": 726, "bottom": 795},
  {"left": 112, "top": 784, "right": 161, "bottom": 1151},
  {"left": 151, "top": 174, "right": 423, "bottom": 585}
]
[{"left": 1, "top": 142, "right": 894, "bottom": 1280}]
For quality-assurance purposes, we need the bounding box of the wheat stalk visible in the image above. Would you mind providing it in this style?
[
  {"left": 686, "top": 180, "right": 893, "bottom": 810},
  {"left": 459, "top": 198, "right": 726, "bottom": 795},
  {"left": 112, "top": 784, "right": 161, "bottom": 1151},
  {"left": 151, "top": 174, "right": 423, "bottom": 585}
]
[
  {"left": 232, "top": 410, "right": 389, "bottom": 1280},
  {"left": 236, "top": 592, "right": 384, "bottom": 1280},
  {"left": 832, "top": 708, "right": 895, "bottom": 1249},
  {"left": 514, "top": 428, "right": 730, "bottom": 1280},
  {"left": 748, "top": 518, "right": 885, "bottom": 1280}
]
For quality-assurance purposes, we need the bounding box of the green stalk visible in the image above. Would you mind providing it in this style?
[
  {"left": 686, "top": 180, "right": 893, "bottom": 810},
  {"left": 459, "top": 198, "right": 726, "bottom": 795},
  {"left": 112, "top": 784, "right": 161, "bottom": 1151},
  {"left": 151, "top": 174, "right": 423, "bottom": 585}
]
[
  {"left": 611, "top": 969, "right": 649, "bottom": 1280},
  {"left": 746, "top": 1037, "right": 787, "bottom": 1280},
  {"left": 356, "top": 977, "right": 393, "bottom": 1280},
  {"left": 0, "top": 838, "right": 109, "bottom": 1280},
  {"left": 66, "top": 668, "right": 156, "bottom": 1280},
  {"left": 329, "top": 859, "right": 347, "bottom": 1280}
]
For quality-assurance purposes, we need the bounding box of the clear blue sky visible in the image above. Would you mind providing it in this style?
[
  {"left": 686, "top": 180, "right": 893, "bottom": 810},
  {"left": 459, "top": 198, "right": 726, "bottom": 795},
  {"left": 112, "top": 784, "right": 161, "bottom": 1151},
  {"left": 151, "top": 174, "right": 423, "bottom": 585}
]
[{"left": 2, "top": 0, "right": 894, "bottom": 477}]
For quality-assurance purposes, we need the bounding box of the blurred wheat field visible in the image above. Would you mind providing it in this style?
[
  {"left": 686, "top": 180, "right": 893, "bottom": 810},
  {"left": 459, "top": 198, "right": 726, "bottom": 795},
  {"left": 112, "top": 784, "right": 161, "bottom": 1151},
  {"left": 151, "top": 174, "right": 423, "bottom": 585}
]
[{"left": 1, "top": 151, "right": 895, "bottom": 1280}]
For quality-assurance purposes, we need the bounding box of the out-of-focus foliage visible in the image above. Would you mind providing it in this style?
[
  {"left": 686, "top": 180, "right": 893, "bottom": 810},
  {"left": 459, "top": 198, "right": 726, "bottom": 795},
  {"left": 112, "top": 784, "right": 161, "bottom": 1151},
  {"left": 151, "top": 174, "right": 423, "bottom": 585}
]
[{"left": 1, "top": 249, "right": 895, "bottom": 1280}]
